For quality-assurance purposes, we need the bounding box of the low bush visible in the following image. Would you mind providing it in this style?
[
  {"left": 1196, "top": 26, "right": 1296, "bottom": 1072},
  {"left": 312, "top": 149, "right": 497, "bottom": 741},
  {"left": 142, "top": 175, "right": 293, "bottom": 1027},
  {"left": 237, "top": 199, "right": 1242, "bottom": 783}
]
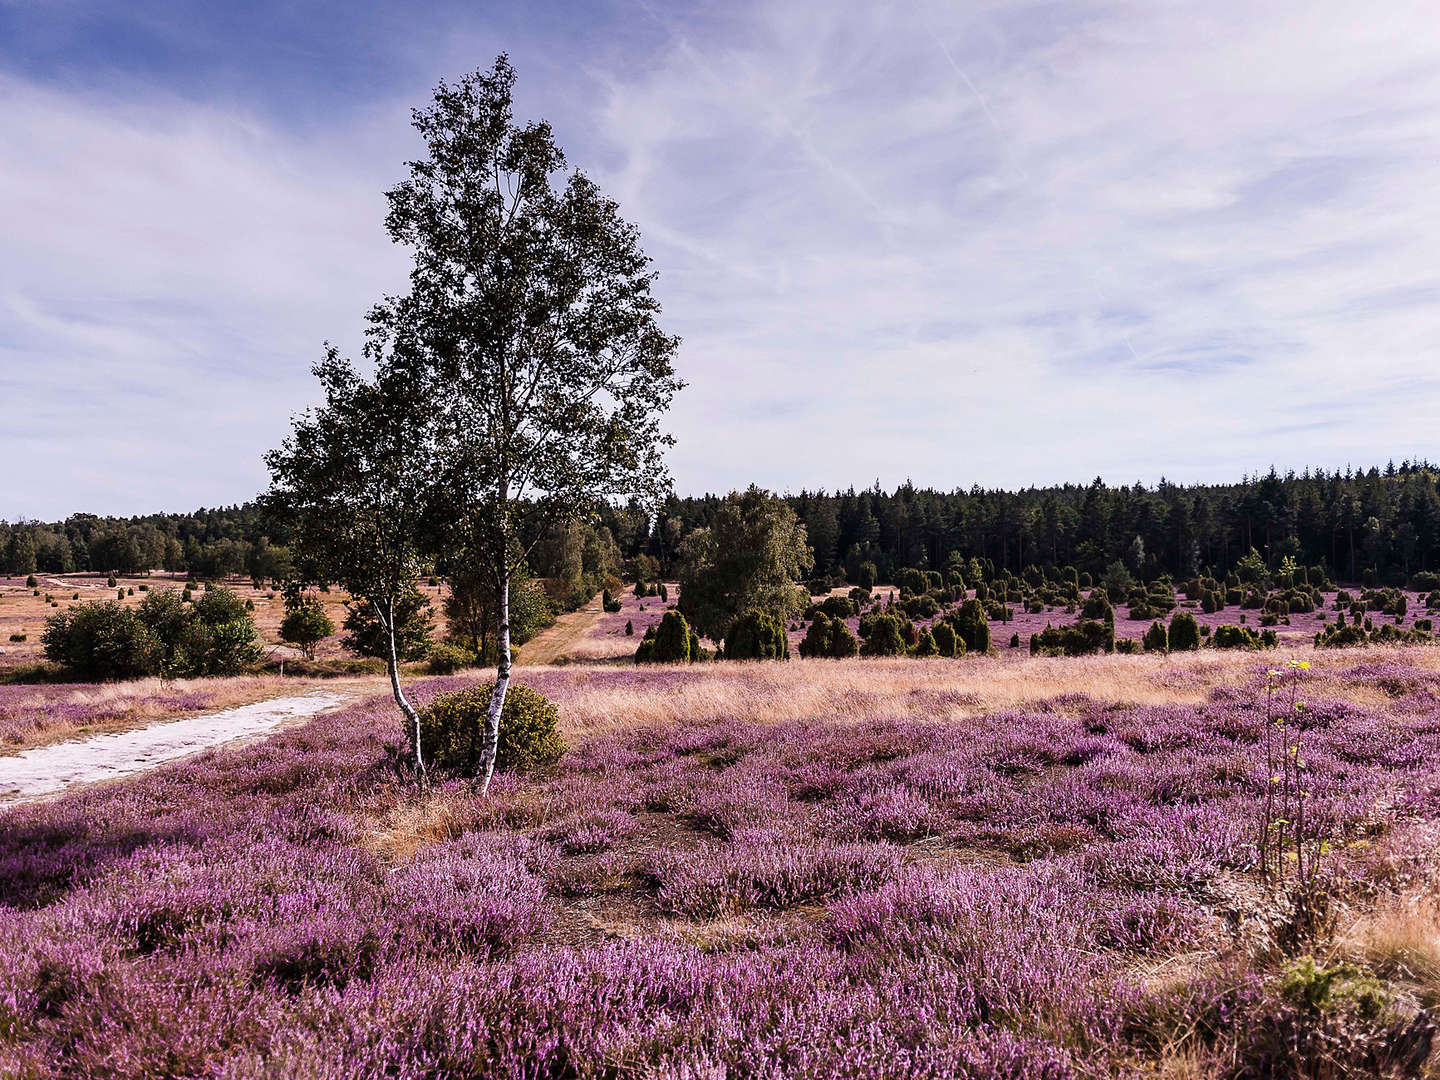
[
  {"left": 1210, "top": 624, "right": 1272, "bottom": 650},
  {"left": 1168, "top": 612, "right": 1201, "bottom": 652},
  {"left": 858, "top": 613, "right": 907, "bottom": 657},
  {"left": 1142, "top": 621, "right": 1168, "bottom": 653},
  {"left": 931, "top": 621, "right": 957, "bottom": 657},
  {"left": 949, "top": 599, "right": 990, "bottom": 654},
  {"left": 1081, "top": 589, "right": 1114, "bottom": 622},
  {"left": 912, "top": 629, "right": 938, "bottom": 657},
  {"left": 411, "top": 683, "right": 565, "bottom": 777},
  {"left": 425, "top": 643, "right": 473, "bottom": 675},
  {"left": 601, "top": 590, "right": 622, "bottom": 613},
  {"left": 724, "top": 609, "right": 788, "bottom": 660},
  {"left": 1029, "top": 619, "right": 1114, "bottom": 657}
]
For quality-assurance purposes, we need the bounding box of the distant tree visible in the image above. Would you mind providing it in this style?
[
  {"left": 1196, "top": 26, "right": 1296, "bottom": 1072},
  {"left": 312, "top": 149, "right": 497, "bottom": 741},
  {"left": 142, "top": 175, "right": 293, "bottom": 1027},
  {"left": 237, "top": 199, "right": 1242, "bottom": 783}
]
[
  {"left": 342, "top": 586, "right": 436, "bottom": 663},
  {"left": 444, "top": 566, "right": 552, "bottom": 662},
  {"left": 280, "top": 592, "right": 335, "bottom": 660},
  {"left": 951, "top": 599, "right": 990, "bottom": 654},
  {"left": 677, "top": 487, "right": 813, "bottom": 641}
]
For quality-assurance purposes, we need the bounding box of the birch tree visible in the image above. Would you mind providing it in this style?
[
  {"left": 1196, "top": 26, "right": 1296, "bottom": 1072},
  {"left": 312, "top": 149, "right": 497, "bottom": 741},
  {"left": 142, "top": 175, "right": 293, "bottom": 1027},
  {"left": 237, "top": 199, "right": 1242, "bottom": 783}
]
[
  {"left": 378, "top": 57, "right": 681, "bottom": 795},
  {"left": 263, "top": 349, "right": 439, "bottom": 786}
]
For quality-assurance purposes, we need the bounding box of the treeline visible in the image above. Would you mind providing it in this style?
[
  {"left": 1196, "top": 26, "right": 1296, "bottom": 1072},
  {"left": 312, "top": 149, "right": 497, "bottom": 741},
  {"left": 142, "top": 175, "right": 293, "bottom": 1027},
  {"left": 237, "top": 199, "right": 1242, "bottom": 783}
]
[
  {"left": 7, "top": 461, "right": 1440, "bottom": 587},
  {"left": 655, "top": 462, "right": 1440, "bottom": 586}
]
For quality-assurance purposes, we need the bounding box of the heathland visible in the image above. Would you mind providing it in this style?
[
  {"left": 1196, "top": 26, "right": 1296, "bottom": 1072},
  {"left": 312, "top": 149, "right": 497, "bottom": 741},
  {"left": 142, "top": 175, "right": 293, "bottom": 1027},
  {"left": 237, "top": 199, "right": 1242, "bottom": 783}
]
[{"left": 4, "top": 649, "right": 1440, "bottom": 1076}]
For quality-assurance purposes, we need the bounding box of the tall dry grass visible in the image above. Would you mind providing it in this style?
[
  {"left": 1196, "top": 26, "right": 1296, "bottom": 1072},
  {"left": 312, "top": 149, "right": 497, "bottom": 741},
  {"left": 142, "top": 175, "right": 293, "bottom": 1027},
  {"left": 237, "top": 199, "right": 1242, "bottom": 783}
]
[{"left": 519, "top": 646, "right": 1440, "bottom": 739}]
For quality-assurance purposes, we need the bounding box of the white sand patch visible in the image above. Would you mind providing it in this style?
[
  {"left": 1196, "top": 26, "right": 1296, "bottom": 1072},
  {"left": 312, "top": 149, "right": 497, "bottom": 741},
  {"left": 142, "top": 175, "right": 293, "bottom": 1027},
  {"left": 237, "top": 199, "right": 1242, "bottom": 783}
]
[{"left": 0, "top": 692, "right": 344, "bottom": 804}]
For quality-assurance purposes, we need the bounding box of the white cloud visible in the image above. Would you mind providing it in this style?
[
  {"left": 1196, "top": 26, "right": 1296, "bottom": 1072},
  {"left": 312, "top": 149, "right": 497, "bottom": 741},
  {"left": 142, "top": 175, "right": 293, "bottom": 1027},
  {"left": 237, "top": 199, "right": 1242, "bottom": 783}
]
[{"left": 3, "top": 0, "right": 1440, "bottom": 519}]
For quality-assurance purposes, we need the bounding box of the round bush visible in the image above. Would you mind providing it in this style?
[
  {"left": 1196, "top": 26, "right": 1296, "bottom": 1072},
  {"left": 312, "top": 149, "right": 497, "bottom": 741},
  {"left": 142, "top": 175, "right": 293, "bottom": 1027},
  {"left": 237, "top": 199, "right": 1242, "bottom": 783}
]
[
  {"left": 425, "top": 643, "right": 472, "bottom": 675},
  {"left": 412, "top": 683, "right": 566, "bottom": 777},
  {"left": 724, "top": 609, "right": 788, "bottom": 660},
  {"left": 1168, "top": 612, "right": 1201, "bottom": 652},
  {"left": 1142, "top": 620, "right": 1169, "bottom": 653}
]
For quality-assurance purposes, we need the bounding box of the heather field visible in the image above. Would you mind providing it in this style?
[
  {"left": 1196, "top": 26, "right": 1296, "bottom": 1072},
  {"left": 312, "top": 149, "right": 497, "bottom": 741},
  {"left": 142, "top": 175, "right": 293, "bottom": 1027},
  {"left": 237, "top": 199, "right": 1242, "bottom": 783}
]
[
  {"left": 4, "top": 650, "right": 1440, "bottom": 1077},
  {"left": 0, "top": 677, "right": 296, "bottom": 755}
]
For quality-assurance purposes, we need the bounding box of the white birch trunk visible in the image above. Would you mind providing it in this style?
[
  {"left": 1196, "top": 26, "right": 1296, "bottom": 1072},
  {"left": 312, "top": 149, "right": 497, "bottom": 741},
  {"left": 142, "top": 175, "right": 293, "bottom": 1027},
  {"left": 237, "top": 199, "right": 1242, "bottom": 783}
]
[
  {"left": 477, "top": 561, "right": 509, "bottom": 796},
  {"left": 377, "top": 597, "right": 426, "bottom": 788}
]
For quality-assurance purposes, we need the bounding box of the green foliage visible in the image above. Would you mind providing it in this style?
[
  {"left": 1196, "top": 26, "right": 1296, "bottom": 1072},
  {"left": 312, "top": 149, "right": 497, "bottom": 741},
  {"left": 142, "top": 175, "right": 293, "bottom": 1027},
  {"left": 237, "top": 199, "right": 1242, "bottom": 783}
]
[
  {"left": 1029, "top": 619, "right": 1114, "bottom": 657},
  {"left": 724, "top": 608, "right": 789, "bottom": 660},
  {"left": 411, "top": 683, "right": 565, "bottom": 777},
  {"left": 798, "top": 613, "right": 832, "bottom": 659},
  {"left": 279, "top": 594, "right": 334, "bottom": 660},
  {"left": 858, "top": 613, "right": 907, "bottom": 657},
  {"left": 931, "top": 621, "right": 957, "bottom": 657},
  {"left": 651, "top": 610, "right": 692, "bottom": 662},
  {"left": 42, "top": 602, "right": 160, "bottom": 680},
  {"left": 602, "top": 589, "right": 622, "bottom": 613},
  {"left": 342, "top": 587, "right": 435, "bottom": 662},
  {"left": 1211, "top": 624, "right": 1266, "bottom": 650},
  {"left": 912, "top": 628, "right": 938, "bottom": 657},
  {"left": 855, "top": 561, "right": 877, "bottom": 590},
  {"left": 425, "top": 643, "right": 473, "bottom": 675},
  {"left": 894, "top": 568, "right": 928, "bottom": 596},
  {"left": 951, "top": 599, "right": 990, "bottom": 654},
  {"left": 1081, "top": 589, "right": 1114, "bottom": 622},
  {"left": 445, "top": 568, "right": 553, "bottom": 661},
  {"left": 1168, "top": 612, "right": 1201, "bottom": 652},
  {"left": 1142, "top": 620, "right": 1168, "bottom": 653},
  {"left": 625, "top": 619, "right": 634, "bottom": 636},
  {"left": 677, "top": 487, "right": 813, "bottom": 641},
  {"left": 24, "top": 575, "right": 37, "bottom": 589}
]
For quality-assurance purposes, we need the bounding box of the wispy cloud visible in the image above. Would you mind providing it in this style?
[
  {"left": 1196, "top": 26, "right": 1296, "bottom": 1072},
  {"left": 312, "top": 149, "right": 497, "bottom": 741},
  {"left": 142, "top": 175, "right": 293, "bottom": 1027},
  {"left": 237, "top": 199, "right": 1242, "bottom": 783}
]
[{"left": 2, "top": 0, "right": 1439, "bottom": 518}]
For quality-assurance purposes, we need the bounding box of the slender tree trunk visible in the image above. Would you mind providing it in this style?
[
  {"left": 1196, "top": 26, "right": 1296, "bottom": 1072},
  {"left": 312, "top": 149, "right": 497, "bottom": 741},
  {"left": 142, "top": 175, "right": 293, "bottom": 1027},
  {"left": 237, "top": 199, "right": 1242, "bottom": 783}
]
[
  {"left": 377, "top": 598, "right": 426, "bottom": 789},
  {"left": 478, "top": 560, "right": 510, "bottom": 796}
]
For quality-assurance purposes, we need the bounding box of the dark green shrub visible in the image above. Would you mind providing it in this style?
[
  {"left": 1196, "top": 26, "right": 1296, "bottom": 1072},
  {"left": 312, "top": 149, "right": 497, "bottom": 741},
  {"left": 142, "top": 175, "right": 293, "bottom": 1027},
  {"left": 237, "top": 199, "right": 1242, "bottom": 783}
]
[
  {"left": 425, "top": 643, "right": 472, "bottom": 675},
  {"left": 106, "top": 576, "right": 116, "bottom": 587},
  {"left": 913, "top": 629, "right": 938, "bottom": 657},
  {"left": 1081, "top": 589, "right": 1113, "bottom": 622},
  {"left": 658, "top": 583, "right": 668, "bottom": 603},
  {"left": 42, "top": 602, "right": 160, "bottom": 680},
  {"left": 1009, "top": 632, "right": 1020, "bottom": 648},
  {"left": 1211, "top": 624, "right": 1265, "bottom": 650},
  {"left": 1201, "top": 591, "right": 1218, "bottom": 614},
  {"left": 951, "top": 599, "right": 990, "bottom": 654},
  {"left": 848, "top": 587, "right": 871, "bottom": 606},
  {"left": 931, "top": 621, "right": 957, "bottom": 657},
  {"left": 724, "top": 609, "right": 787, "bottom": 660},
  {"left": 1114, "top": 638, "right": 1141, "bottom": 654},
  {"left": 901, "top": 594, "right": 939, "bottom": 620},
  {"left": 625, "top": 619, "right": 634, "bottom": 636},
  {"left": 855, "top": 562, "right": 877, "bottom": 590},
  {"left": 820, "top": 595, "right": 858, "bottom": 620},
  {"left": 1143, "top": 621, "right": 1168, "bottom": 653},
  {"left": 651, "top": 610, "right": 693, "bottom": 662},
  {"left": 1168, "top": 612, "right": 1201, "bottom": 652},
  {"left": 280, "top": 595, "right": 334, "bottom": 660},
  {"left": 798, "top": 613, "right": 833, "bottom": 658},
  {"left": 858, "top": 613, "right": 907, "bottom": 657},
  {"left": 602, "top": 589, "right": 622, "bottom": 613},
  {"left": 895, "top": 568, "right": 928, "bottom": 596},
  {"left": 8, "top": 633, "right": 27, "bottom": 643},
  {"left": 634, "top": 581, "right": 650, "bottom": 598},
  {"left": 412, "top": 683, "right": 565, "bottom": 777},
  {"left": 1028, "top": 619, "right": 1114, "bottom": 657},
  {"left": 826, "top": 619, "right": 858, "bottom": 658},
  {"left": 1410, "top": 571, "right": 1440, "bottom": 592},
  {"left": 24, "top": 574, "right": 37, "bottom": 588},
  {"left": 688, "top": 627, "right": 705, "bottom": 660}
]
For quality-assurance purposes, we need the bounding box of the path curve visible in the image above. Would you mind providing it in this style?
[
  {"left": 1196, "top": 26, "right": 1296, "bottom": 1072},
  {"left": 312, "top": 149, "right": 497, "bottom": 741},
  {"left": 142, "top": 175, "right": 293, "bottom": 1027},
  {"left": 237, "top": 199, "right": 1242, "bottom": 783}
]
[{"left": 0, "top": 692, "right": 345, "bottom": 805}]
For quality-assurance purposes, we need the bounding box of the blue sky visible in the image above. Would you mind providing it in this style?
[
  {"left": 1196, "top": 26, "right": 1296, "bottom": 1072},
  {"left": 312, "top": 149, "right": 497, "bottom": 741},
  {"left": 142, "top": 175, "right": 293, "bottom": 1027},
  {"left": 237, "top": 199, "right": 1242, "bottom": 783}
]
[{"left": 3, "top": 0, "right": 1439, "bottom": 519}]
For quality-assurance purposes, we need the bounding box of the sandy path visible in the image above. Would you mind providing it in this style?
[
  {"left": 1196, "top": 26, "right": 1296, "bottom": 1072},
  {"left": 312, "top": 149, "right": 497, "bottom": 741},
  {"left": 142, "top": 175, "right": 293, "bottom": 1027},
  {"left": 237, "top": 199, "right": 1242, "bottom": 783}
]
[
  {"left": 0, "top": 692, "right": 345, "bottom": 805},
  {"left": 517, "top": 593, "right": 607, "bottom": 665}
]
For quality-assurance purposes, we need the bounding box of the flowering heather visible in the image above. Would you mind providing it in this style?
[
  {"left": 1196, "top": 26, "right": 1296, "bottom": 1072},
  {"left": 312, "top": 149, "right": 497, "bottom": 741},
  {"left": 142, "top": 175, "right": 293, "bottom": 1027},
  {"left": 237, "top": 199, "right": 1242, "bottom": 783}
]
[
  {"left": 0, "top": 681, "right": 224, "bottom": 753},
  {"left": 2, "top": 658, "right": 1439, "bottom": 1076}
]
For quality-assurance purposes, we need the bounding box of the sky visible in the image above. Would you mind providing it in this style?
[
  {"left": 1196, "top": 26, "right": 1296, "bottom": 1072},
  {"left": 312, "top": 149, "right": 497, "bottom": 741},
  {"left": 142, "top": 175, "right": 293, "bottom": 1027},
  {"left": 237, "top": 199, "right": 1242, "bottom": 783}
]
[{"left": 2, "top": 0, "right": 1439, "bottom": 520}]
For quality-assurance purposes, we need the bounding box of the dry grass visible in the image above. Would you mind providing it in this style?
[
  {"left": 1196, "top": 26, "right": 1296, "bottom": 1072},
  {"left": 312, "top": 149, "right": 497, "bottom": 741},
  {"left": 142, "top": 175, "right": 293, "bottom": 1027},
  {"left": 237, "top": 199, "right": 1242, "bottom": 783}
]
[
  {"left": 1339, "top": 896, "right": 1440, "bottom": 1002},
  {"left": 524, "top": 645, "right": 1440, "bottom": 740},
  {"left": 1, "top": 672, "right": 388, "bottom": 755},
  {"left": 0, "top": 572, "right": 454, "bottom": 670}
]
